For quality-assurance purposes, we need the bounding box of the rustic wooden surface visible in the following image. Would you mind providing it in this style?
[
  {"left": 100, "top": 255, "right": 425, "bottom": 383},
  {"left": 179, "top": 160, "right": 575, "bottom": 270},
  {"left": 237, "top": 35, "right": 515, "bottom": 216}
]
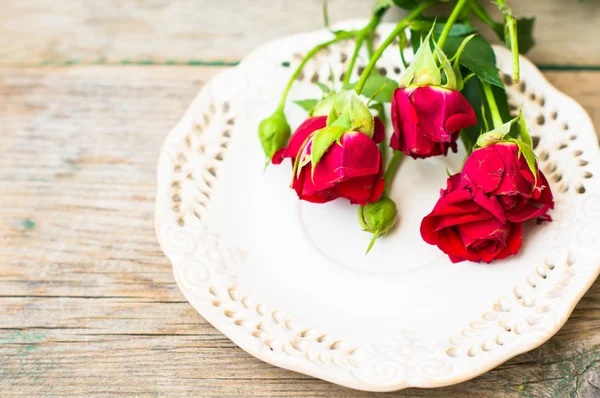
[
  {"left": 1, "top": 66, "right": 599, "bottom": 397},
  {"left": 2, "top": 0, "right": 600, "bottom": 396},
  {"left": 0, "top": 0, "right": 599, "bottom": 67}
]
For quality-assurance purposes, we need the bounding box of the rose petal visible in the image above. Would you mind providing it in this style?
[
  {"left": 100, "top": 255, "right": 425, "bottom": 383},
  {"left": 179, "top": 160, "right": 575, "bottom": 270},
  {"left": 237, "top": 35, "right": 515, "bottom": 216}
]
[
  {"left": 282, "top": 116, "right": 328, "bottom": 160},
  {"left": 457, "top": 217, "right": 510, "bottom": 248},
  {"left": 373, "top": 117, "right": 386, "bottom": 144},
  {"left": 444, "top": 91, "right": 477, "bottom": 134},
  {"left": 310, "top": 131, "right": 381, "bottom": 192},
  {"left": 334, "top": 174, "right": 380, "bottom": 205},
  {"left": 410, "top": 86, "right": 453, "bottom": 143},
  {"left": 536, "top": 172, "right": 555, "bottom": 209},
  {"left": 369, "top": 176, "right": 385, "bottom": 203},
  {"left": 495, "top": 222, "right": 523, "bottom": 260},
  {"left": 462, "top": 145, "right": 505, "bottom": 193},
  {"left": 473, "top": 187, "right": 506, "bottom": 223},
  {"left": 491, "top": 143, "right": 532, "bottom": 196}
]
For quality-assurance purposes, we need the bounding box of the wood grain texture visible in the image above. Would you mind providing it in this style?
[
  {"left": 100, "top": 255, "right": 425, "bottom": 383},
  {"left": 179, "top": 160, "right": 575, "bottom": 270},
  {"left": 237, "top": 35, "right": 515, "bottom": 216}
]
[
  {"left": 1, "top": 66, "right": 600, "bottom": 397},
  {"left": 0, "top": 1, "right": 599, "bottom": 67}
]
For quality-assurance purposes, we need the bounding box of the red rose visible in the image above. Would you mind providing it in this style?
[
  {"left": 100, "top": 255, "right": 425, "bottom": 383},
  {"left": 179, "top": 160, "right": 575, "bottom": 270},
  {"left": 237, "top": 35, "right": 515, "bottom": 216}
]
[
  {"left": 421, "top": 174, "right": 523, "bottom": 263},
  {"left": 390, "top": 86, "right": 476, "bottom": 159},
  {"left": 461, "top": 142, "right": 554, "bottom": 223},
  {"left": 273, "top": 116, "right": 385, "bottom": 205}
]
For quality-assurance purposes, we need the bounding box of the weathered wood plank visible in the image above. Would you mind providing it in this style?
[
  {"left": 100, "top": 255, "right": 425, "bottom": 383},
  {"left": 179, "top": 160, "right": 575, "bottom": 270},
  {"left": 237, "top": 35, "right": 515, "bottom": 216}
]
[
  {"left": 1, "top": 67, "right": 599, "bottom": 397},
  {"left": 0, "top": 1, "right": 598, "bottom": 67}
]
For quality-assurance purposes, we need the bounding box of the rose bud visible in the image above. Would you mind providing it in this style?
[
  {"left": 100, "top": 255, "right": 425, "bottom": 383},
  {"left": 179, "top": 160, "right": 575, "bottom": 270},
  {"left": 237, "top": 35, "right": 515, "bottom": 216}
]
[
  {"left": 389, "top": 29, "right": 476, "bottom": 159},
  {"left": 275, "top": 94, "right": 385, "bottom": 205},
  {"left": 390, "top": 86, "right": 476, "bottom": 159},
  {"left": 258, "top": 109, "right": 291, "bottom": 162},
  {"left": 461, "top": 142, "right": 554, "bottom": 223},
  {"left": 359, "top": 197, "right": 398, "bottom": 253},
  {"left": 293, "top": 126, "right": 384, "bottom": 205},
  {"left": 273, "top": 94, "right": 385, "bottom": 164},
  {"left": 420, "top": 174, "right": 523, "bottom": 263},
  {"left": 272, "top": 116, "right": 327, "bottom": 165}
]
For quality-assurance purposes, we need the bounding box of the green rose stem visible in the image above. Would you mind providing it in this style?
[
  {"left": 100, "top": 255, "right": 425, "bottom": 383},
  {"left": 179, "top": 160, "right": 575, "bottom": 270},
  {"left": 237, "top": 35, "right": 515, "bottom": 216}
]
[
  {"left": 343, "top": 11, "right": 386, "bottom": 85},
  {"left": 275, "top": 31, "right": 358, "bottom": 111},
  {"left": 436, "top": 0, "right": 470, "bottom": 50},
  {"left": 482, "top": 81, "right": 503, "bottom": 129},
  {"left": 471, "top": 0, "right": 520, "bottom": 83},
  {"left": 366, "top": 33, "right": 375, "bottom": 59},
  {"left": 353, "top": 1, "right": 435, "bottom": 253},
  {"left": 354, "top": 0, "right": 435, "bottom": 96},
  {"left": 496, "top": 0, "right": 520, "bottom": 83},
  {"left": 383, "top": 151, "right": 404, "bottom": 194},
  {"left": 470, "top": 2, "right": 497, "bottom": 28}
]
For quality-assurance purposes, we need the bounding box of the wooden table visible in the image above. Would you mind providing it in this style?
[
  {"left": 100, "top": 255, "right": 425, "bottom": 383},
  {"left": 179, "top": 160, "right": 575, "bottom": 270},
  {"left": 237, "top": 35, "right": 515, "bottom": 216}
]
[{"left": 1, "top": 1, "right": 599, "bottom": 396}]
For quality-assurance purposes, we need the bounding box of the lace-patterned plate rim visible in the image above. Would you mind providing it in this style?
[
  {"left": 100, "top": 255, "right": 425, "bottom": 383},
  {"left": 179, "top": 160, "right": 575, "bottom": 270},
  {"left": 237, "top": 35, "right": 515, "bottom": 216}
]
[{"left": 155, "top": 21, "right": 600, "bottom": 392}]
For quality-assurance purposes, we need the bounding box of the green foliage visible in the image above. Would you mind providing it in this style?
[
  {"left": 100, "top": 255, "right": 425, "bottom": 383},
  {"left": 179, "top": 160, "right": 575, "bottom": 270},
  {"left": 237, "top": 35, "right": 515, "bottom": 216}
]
[
  {"left": 474, "top": 3, "right": 536, "bottom": 54},
  {"left": 348, "top": 92, "right": 375, "bottom": 136},
  {"left": 514, "top": 17, "right": 536, "bottom": 54},
  {"left": 410, "top": 21, "right": 476, "bottom": 38},
  {"left": 461, "top": 76, "right": 516, "bottom": 154},
  {"left": 392, "top": 0, "right": 419, "bottom": 10},
  {"left": 444, "top": 34, "right": 503, "bottom": 88},
  {"left": 510, "top": 138, "right": 538, "bottom": 183},
  {"left": 314, "top": 81, "right": 331, "bottom": 94},
  {"left": 294, "top": 99, "right": 319, "bottom": 112},
  {"left": 374, "top": 0, "right": 394, "bottom": 15},
  {"left": 476, "top": 119, "right": 512, "bottom": 148},
  {"left": 310, "top": 125, "right": 347, "bottom": 174},
  {"left": 411, "top": 21, "right": 503, "bottom": 88},
  {"left": 345, "top": 74, "right": 398, "bottom": 103},
  {"left": 518, "top": 108, "right": 532, "bottom": 147}
]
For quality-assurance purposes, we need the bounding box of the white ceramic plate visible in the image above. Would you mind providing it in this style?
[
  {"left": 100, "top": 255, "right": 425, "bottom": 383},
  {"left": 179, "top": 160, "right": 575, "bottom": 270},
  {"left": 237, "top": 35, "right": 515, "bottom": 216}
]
[{"left": 155, "top": 21, "right": 600, "bottom": 392}]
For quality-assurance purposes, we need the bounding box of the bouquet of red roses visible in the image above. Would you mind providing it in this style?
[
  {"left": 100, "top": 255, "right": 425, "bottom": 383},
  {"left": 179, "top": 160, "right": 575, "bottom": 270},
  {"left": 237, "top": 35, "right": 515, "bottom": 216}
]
[{"left": 258, "top": 0, "right": 553, "bottom": 263}]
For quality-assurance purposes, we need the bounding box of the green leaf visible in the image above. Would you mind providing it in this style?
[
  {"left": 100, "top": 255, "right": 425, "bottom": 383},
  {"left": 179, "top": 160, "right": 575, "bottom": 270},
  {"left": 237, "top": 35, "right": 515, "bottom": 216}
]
[
  {"left": 348, "top": 92, "right": 374, "bottom": 136},
  {"left": 370, "top": 102, "right": 387, "bottom": 129},
  {"left": 459, "top": 129, "right": 474, "bottom": 155},
  {"left": 518, "top": 108, "right": 533, "bottom": 147},
  {"left": 511, "top": 139, "right": 538, "bottom": 184},
  {"left": 515, "top": 17, "right": 535, "bottom": 54},
  {"left": 294, "top": 99, "right": 319, "bottom": 113},
  {"left": 310, "top": 125, "right": 347, "bottom": 173},
  {"left": 450, "top": 34, "right": 476, "bottom": 65},
  {"left": 346, "top": 74, "right": 399, "bottom": 103},
  {"left": 314, "top": 81, "right": 331, "bottom": 94},
  {"left": 461, "top": 76, "right": 516, "bottom": 151},
  {"left": 475, "top": 119, "right": 512, "bottom": 148},
  {"left": 327, "top": 101, "right": 339, "bottom": 125},
  {"left": 374, "top": 0, "right": 394, "bottom": 15},
  {"left": 328, "top": 65, "right": 336, "bottom": 91},
  {"left": 410, "top": 21, "right": 476, "bottom": 38},
  {"left": 409, "top": 29, "right": 421, "bottom": 53},
  {"left": 398, "top": 31, "right": 409, "bottom": 68},
  {"left": 392, "top": 0, "right": 419, "bottom": 10},
  {"left": 489, "top": 14, "right": 535, "bottom": 55},
  {"left": 434, "top": 41, "right": 456, "bottom": 90},
  {"left": 444, "top": 34, "right": 504, "bottom": 88},
  {"left": 293, "top": 132, "right": 316, "bottom": 178}
]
